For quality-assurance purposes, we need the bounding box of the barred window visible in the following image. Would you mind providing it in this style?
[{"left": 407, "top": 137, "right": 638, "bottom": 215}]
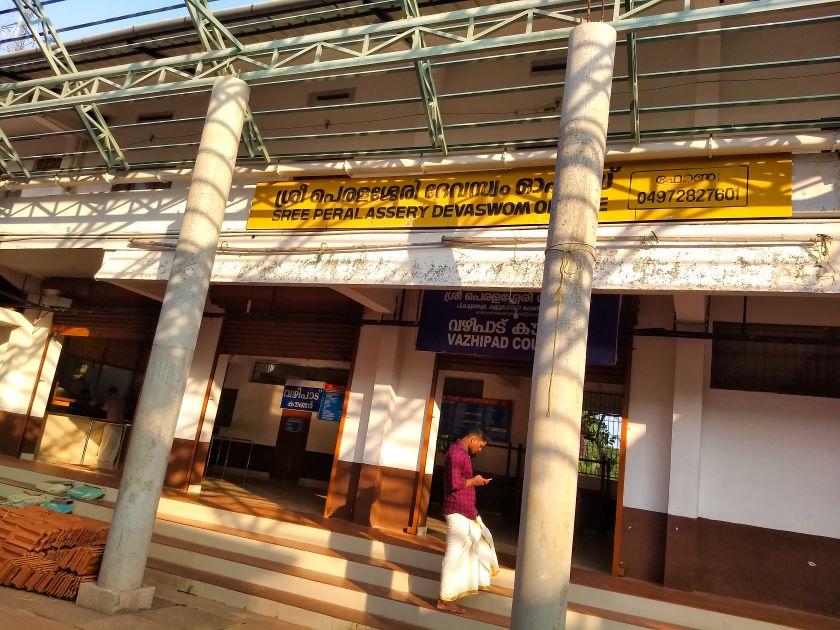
[
  {"left": 251, "top": 361, "right": 348, "bottom": 386},
  {"left": 111, "top": 181, "right": 172, "bottom": 192},
  {"left": 711, "top": 322, "right": 840, "bottom": 398},
  {"left": 442, "top": 377, "right": 484, "bottom": 398},
  {"left": 580, "top": 391, "right": 622, "bottom": 481},
  {"left": 34, "top": 156, "right": 62, "bottom": 171}
]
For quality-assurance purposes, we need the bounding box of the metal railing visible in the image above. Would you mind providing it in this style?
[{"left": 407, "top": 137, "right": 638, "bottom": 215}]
[{"left": 207, "top": 435, "right": 254, "bottom": 484}]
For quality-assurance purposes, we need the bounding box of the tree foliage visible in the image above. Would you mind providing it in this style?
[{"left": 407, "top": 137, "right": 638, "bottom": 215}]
[{"left": 579, "top": 411, "right": 620, "bottom": 479}]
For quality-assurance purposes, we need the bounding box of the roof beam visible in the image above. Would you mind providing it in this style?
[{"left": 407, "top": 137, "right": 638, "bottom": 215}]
[
  {"left": 626, "top": 0, "right": 641, "bottom": 143},
  {"left": 333, "top": 286, "right": 399, "bottom": 314},
  {"left": 402, "top": 0, "right": 447, "bottom": 153},
  {"left": 0, "top": 128, "right": 30, "bottom": 178},
  {"left": 11, "top": 0, "right": 129, "bottom": 171},
  {"left": 183, "top": 0, "right": 271, "bottom": 163},
  {"left": 0, "top": 0, "right": 837, "bottom": 119}
]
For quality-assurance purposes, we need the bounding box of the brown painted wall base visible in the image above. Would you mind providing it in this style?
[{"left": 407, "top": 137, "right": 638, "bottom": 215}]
[
  {"left": 327, "top": 460, "right": 429, "bottom": 533},
  {"left": 0, "top": 411, "right": 26, "bottom": 457},
  {"left": 693, "top": 517, "right": 840, "bottom": 618},
  {"left": 618, "top": 506, "right": 667, "bottom": 583},
  {"left": 165, "top": 438, "right": 209, "bottom": 490},
  {"left": 664, "top": 514, "right": 698, "bottom": 591},
  {"left": 620, "top": 506, "right": 840, "bottom": 618},
  {"left": 327, "top": 459, "right": 360, "bottom": 521}
]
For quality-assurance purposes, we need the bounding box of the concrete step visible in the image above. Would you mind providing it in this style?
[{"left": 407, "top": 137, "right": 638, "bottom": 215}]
[
  {"left": 0, "top": 469, "right": 800, "bottom": 630},
  {"left": 147, "top": 536, "right": 506, "bottom": 630},
  {"left": 75, "top": 497, "right": 510, "bottom": 628}
]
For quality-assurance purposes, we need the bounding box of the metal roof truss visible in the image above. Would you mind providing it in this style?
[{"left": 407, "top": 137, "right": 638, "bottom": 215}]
[
  {"left": 10, "top": 0, "right": 130, "bottom": 171},
  {"left": 183, "top": 0, "right": 271, "bottom": 163}
]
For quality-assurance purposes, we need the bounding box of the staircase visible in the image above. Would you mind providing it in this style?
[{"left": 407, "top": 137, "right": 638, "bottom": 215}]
[{"left": 0, "top": 463, "right": 815, "bottom": 630}]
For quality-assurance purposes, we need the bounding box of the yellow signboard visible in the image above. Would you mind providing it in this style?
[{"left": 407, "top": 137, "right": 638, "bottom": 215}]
[{"left": 247, "top": 155, "right": 791, "bottom": 230}]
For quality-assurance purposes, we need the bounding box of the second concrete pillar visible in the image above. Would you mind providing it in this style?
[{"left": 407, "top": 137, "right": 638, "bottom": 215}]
[{"left": 510, "top": 22, "right": 617, "bottom": 630}]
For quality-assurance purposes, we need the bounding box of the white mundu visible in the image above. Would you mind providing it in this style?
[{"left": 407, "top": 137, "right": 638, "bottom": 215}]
[{"left": 439, "top": 513, "right": 500, "bottom": 602}]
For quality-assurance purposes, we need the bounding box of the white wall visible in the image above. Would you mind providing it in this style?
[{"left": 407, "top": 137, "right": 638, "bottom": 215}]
[
  {"left": 701, "top": 294, "right": 840, "bottom": 537},
  {"left": 2, "top": 152, "right": 840, "bottom": 295},
  {"left": 377, "top": 327, "right": 436, "bottom": 472},
  {"left": 623, "top": 296, "right": 675, "bottom": 514},
  {"left": 338, "top": 325, "right": 436, "bottom": 473},
  {"left": 221, "top": 355, "right": 347, "bottom": 451},
  {"left": 0, "top": 311, "right": 53, "bottom": 416},
  {"left": 173, "top": 316, "right": 222, "bottom": 440},
  {"left": 700, "top": 388, "right": 840, "bottom": 539},
  {"left": 338, "top": 326, "right": 380, "bottom": 464},
  {"left": 199, "top": 354, "right": 229, "bottom": 443},
  {"left": 226, "top": 381, "right": 285, "bottom": 446},
  {"left": 624, "top": 294, "right": 840, "bottom": 541}
]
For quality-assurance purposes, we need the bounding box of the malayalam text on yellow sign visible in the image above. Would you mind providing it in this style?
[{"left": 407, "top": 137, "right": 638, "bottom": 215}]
[{"left": 246, "top": 155, "right": 791, "bottom": 230}]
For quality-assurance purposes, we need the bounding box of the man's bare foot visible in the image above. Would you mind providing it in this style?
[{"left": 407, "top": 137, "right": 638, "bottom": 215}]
[{"left": 436, "top": 599, "right": 466, "bottom": 614}]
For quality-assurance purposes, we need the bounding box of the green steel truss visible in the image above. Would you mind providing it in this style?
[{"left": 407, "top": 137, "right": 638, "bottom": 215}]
[
  {"left": 0, "top": 0, "right": 837, "bottom": 176},
  {"left": 1, "top": 0, "right": 836, "bottom": 118},
  {"left": 625, "top": 0, "right": 641, "bottom": 143},
  {"left": 10, "top": 0, "right": 130, "bottom": 170},
  {"left": 0, "top": 129, "right": 30, "bottom": 179},
  {"left": 183, "top": 0, "right": 271, "bottom": 162},
  {"left": 402, "top": 0, "right": 447, "bottom": 153}
]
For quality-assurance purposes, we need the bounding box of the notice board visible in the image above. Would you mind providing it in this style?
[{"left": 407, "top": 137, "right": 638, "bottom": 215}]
[{"left": 438, "top": 395, "right": 512, "bottom": 445}]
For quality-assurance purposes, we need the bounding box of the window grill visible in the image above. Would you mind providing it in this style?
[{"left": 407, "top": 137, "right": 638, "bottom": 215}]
[
  {"left": 711, "top": 322, "right": 840, "bottom": 399},
  {"left": 580, "top": 391, "right": 623, "bottom": 481},
  {"left": 251, "top": 361, "right": 349, "bottom": 387}
]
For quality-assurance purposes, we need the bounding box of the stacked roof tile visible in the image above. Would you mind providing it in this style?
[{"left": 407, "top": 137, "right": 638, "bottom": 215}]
[{"left": 0, "top": 506, "right": 109, "bottom": 600}]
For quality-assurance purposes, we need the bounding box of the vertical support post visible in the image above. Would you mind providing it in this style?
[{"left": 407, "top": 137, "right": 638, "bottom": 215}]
[
  {"left": 76, "top": 76, "right": 249, "bottom": 614},
  {"left": 510, "top": 22, "right": 616, "bottom": 630}
]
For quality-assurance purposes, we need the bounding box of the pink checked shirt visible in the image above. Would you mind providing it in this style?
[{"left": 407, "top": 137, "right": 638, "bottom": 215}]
[{"left": 441, "top": 441, "right": 478, "bottom": 520}]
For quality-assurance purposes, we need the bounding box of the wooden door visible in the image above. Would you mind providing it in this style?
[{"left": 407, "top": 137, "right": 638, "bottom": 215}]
[{"left": 271, "top": 410, "right": 311, "bottom": 480}]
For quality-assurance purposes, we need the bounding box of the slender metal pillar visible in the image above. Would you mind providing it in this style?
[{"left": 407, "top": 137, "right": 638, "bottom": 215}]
[
  {"left": 77, "top": 76, "right": 249, "bottom": 613},
  {"left": 510, "top": 22, "right": 617, "bottom": 630}
]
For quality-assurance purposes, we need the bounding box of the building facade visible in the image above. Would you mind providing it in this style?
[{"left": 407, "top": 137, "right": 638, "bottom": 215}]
[{"left": 0, "top": 0, "right": 838, "bottom": 621}]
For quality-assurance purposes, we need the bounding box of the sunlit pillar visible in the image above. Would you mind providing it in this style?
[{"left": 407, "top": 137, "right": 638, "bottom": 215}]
[
  {"left": 510, "top": 22, "right": 616, "bottom": 630},
  {"left": 77, "top": 76, "right": 249, "bottom": 613}
]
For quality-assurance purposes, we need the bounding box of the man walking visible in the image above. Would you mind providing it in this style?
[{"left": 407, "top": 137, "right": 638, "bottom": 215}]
[{"left": 436, "top": 426, "right": 500, "bottom": 614}]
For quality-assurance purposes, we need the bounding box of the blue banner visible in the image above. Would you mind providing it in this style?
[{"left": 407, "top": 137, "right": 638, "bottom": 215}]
[
  {"left": 416, "top": 290, "right": 620, "bottom": 364},
  {"left": 280, "top": 385, "right": 323, "bottom": 411},
  {"left": 318, "top": 387, "right": 346, "bottom": 421}
]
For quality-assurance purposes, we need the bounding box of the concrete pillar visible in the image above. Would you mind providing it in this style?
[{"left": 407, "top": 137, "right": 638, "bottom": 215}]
[
  {"left": 77, "top": 76, "right": 249, "bottom": 614},
  {"left": 663, "top": 337, "right": 707, "bottom": 590},
  {"left": 510, "top": 22, "right": 616, "bottom": 630}
]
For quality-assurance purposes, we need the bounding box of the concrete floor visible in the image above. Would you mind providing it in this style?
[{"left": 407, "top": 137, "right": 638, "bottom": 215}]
[
  {"left": 0, "top": 583, "right": 311, "bottom": 630},
  {"left": 201, "top": 476, "right": 614, "bottom": 573},
  {"left": 199, "top": 476, "right": 328, "bottom": 516}
]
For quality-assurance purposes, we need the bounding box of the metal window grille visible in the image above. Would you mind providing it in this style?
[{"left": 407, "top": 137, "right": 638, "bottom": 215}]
[
  {"left": 711, "top": 322, "right": 840, "bottom": 399},
  {"left": 250, "top": 360, "right": 349, "bottom": 386},
  {"left": 33, "top": 156, "right": 62, "bottom": 170},
  {"left": 110, "top": 181, "right": 172, "bottom": 191},
  {"left": 580, "top": 391, "right": 623, "bottom": 481},
  {"left": 442, "top": 377, "right": 484, "bottom": 398}
]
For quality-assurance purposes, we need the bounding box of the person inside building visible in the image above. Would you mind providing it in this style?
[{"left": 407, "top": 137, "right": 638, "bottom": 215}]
[
  {"left": 97, "top": 386, "right": 127, "bottom": 470},
  {"left": 436, "top": 426, "right": 500, "bottom": 614}
]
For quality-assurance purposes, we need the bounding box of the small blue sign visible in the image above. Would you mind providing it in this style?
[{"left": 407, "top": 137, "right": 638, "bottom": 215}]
[
  {"left": 285, "top": 418, "right": 304, "bottom": 433},
  {"left": 280, "top": 385, "right": 323, "bottom": 411},
  {"left": 319, "top": 388, "right": 346, "bottom": 421}
]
